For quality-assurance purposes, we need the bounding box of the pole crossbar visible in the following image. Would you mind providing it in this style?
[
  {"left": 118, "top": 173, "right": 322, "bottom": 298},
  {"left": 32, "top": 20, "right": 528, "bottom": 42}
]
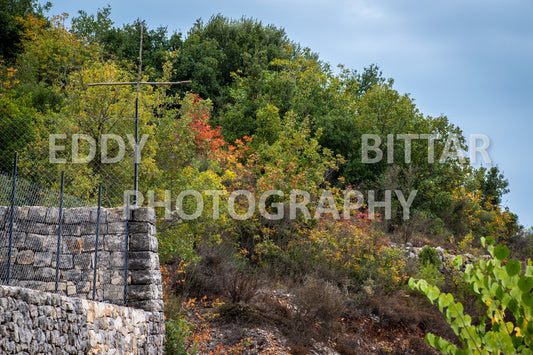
[{"left": 87, "top": 81, "right": 191, "bottom": 86}]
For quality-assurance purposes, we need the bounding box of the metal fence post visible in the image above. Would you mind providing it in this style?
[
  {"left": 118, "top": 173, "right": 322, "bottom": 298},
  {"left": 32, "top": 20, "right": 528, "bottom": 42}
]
[
  {"left": 54, "top": 171, "right": 65, "bottom": 293},
  {"left": 92, "top": 185, "right": 102, "bottom": 300},
  {"left": 123, "top": 204, "right": 130, "bottom": 306},
  {"left": 5, "top": 153, "right": 18, "bottom": 285}
]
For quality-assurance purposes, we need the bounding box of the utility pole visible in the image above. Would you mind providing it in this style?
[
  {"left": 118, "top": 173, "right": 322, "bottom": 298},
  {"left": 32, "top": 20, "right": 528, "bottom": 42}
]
[{"left": 88, "top": 20, "right": 191, "bottom": 206}]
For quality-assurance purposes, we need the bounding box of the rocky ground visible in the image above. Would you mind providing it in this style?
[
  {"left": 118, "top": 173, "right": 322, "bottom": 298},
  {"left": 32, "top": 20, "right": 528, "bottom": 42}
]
[{"left": 182, "top": 287, "right": 449, "bottom": 354}]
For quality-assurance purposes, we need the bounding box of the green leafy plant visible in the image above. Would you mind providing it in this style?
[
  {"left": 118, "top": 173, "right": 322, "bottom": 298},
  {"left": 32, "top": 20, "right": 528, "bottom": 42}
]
[
  {"left": 415, "top": 262, "right": 445, "bottom": 289},
  {"left": 409, "top": 237, "right": 533, "bottom": 354},
  {"left": 165, "top": 318, "right": 195, "bottom": 355},
  {"left": 418, "top": 246, "right": 442, "bottom": 268}
]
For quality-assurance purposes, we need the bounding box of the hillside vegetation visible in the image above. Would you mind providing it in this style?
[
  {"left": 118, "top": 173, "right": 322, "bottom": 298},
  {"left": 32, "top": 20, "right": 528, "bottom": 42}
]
[{"left": 1, "top": 2, "right": 532, "bottom": 353}]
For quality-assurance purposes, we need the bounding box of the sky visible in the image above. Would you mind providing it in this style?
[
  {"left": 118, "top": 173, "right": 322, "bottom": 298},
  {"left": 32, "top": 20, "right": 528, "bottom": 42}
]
[{"left": 47, "top": 0, "right": 533, "bottom": 228}]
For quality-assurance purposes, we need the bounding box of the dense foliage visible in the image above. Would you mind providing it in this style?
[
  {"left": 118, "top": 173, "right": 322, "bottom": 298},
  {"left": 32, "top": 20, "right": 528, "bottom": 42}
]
[{"left": 1, "top": 2, "right": 529, "bottom": 353}]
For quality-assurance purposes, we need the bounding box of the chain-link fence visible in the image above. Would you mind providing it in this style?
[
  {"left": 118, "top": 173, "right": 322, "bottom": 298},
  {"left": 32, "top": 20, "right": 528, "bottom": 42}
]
[
  {"left": 0, "top": 102, "right": 156, "bottom": 207},
  {"left": 0, "top": 153, "right": 133, "bottom": 304},
  {"left": 0, "top": 102, "right": 153, "bottom": 304}
]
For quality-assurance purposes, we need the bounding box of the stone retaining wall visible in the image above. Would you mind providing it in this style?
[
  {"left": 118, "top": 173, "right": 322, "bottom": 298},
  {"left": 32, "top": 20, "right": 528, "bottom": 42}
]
[
  {"left": 0, "top": 206, "right": 163, "bottom": 313},
  {"left": 0, "top": 285, "right": 164, "bottom": 354}
]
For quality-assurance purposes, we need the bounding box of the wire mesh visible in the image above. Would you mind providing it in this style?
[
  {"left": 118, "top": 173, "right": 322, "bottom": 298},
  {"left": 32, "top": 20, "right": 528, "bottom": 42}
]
[{"left": 0, "top": 116, "right": 140, "bottom": 302}]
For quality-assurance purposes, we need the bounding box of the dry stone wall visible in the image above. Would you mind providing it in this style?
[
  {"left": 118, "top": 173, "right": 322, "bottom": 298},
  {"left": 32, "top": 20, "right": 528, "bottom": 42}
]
[
  {"left": 0, "top": 285, "right": 164, "bottom": 354},
  {"left": 0, "top": 206, "right": 165, "bottom": 354}
]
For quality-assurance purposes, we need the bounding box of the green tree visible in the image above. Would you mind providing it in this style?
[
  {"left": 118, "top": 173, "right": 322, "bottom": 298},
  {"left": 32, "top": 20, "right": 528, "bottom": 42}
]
[
  {"left": 20, "top": 60, "right": 161, "bottom": 204},
  {"left": 0, "top": 62, "right": 37, "bottom": 171},
  {"left": 475, "top": 166, "right": 510, "bottom": 206},
  {"left": 0, "top": 0, "right": 51, "bottom": 60},
  {"left": 15, "top": 13, "right": 97, "bottom": 111},
  {"left": 173, "top": 15, "right": 292, "bottom": 111},
  {"left": 72, "top": 7, "right": 181, "bottom": 80}
]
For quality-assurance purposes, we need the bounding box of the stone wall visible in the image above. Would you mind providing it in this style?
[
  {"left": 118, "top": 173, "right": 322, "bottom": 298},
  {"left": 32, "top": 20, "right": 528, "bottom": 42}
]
[
  {"left": 0, "top": 285, "right": 164, "bottom": 354},
  {"left": 0, "top": 206, "right": 163, "bottom": 313}
]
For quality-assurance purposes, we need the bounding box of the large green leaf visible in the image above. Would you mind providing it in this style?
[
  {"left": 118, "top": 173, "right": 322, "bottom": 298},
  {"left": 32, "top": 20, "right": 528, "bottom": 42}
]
[
  {"left": 518, "top": 276, "right": 533, "bottom": 293},
  {"left": 505, "top": 260, "right": 521, "bottom": 277},
  {"left": 494, "top": 245, "right": 510, "bottom": 261}
]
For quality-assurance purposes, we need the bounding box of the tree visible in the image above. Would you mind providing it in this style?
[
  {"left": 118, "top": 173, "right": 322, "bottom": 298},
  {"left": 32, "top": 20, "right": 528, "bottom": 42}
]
[
  {"left": 15, "top": 13, "right": 97, "bottom": 111},
  {"left": 0, "top": 60, "right": 37, "bottom": 172},
  {"left": 0, "top": 0, "right": 51, "bottom": 60},
  {"left": 20, "top": 60, "right": 161, "bottom": 204},
  {"left": 173, "top": 15, "right": 292, "bottom": 112},
  {"left": 476, "top": 166, "right": 510, "bottom": 206},
  {"left": 72, "top": 7, "right": 181, "bottom": 80}
]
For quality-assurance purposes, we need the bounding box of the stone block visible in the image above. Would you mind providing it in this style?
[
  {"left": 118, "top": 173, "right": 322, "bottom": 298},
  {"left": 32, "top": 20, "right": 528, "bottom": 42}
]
[
  {"left": 45, "top": 207, "right": 60, "bottom": 224},
  {"left": 28, "top": 223, "right": 55, "bottom": 235},
  {"left": 132, "top": 208, "right": 156, "bottom": 223},
  {"left": 78, "top": 235, "right": 96, "bottom": 253},
  {"left": 67, "top": 285, "right": 76, "bottom": 296},
  {"left": 36, "top": 268, "right": 56, "bottom": 282},
  {"left": 0, "top": 206, "right": 6, "bottom": 221},
  {"left": 130, "top": 270, "right": 161, "bottom": 285},
  {"left": 63, "top": 207, "right": 92, "bottom": 224},
  {"left": 96, "top": 251, "right": 110, "bottom": 269},
  {"left": 25, "top": 234, "right": 45, "bottom": 251},
  {"left": 80, "top": 223, "right": 107, "bottom": 236},
  {"left": 34, "top": 252, "right": 53, "bottom": 267},
  {"left": 128, "top": 222, "right": 155, "bottom": 235},
  {"left": 41, "top": 235, "right": 58, "bottom": 252},
  {"left": 107, "top": 222, "right": 127, "bottom": 235},
  {"left": 62, "top": 224, "right": 81, "bottom": 236},
  {"left": 73, "top": 253, "right": 93, "bottom": 269},
  {"left": 104, "top": 235, "right": 126, "bottom": 252},
  {"left": 89, "top": 207, "right": 108, "bottom": 224},
  {"left": 107, "top": 207, "right": 128, "bottom": 223},
  {"left": 127, "top": 299, "right": 164, "bottom": 313},
  {"left": 109, "top": 252, "right": 126, "bottom": 269},
  {"left": 103, "top": 285, "right": 124, "bottom": 301},
  {"left": 77, "top": 281, "right": 91, "bottom": 294},
  {"left": 51, "top": 254, "right": 73, "bottom": 269},
  {"left": 110, "top": 270, "right": 125, "bottom": 285},
  {"left": 62, "top": 269, "right": 82, "bottom": 283},
  {"left": 17, "top": 206, "right": 30, "bottom": 220},
  {"left": 127, "top": 284, "right": 162, "bottom": 302},
  {"left": 63, "top": 237, "right": 83, "bottom": 254},
  {"left": 128, "top": 252, "right": 159, "bottom": 271},
  {"left": 129, "top": 233, "right": 158, "bottom": 252},
  {"left": 12, "top": 232, "right": 27, "bottom": 249},
  {"left": 12, "top": 264, "right": 35, "bottom": 280},
  {"left": 0, "top": 247, "right": 17, "bottom": 263},
  {"left": 16, "top": 250, "right": 35, "bottom": 265},
  {"left": 28, "top": 206, "right": 48, "bottom": 223},
  {"left": 96, "top": 269, "right": 111, "bottom": 285}
]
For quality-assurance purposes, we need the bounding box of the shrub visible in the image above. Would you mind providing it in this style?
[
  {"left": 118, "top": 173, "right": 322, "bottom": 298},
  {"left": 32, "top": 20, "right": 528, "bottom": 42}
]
[
  {"left": 418, "top": 246, "right": 442, "bottom": 268},
  {"left": 415, "top": 262, "right": 445, "bottom": 290},
  {"left": 165, "top": 318, "right": 195, "bottom": 355},
  {"left": 409, "top": 237, "right": 533, "bottom": 354},
  {"left": 295, "top": 277, "right": 346, "bottom": 324},
  {"left": 224, "top": 270, "right": 259, "bottom": 303}
]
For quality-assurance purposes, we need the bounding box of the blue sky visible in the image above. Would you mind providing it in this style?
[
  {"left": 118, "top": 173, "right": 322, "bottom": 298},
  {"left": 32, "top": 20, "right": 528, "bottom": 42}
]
[{"left": 48, "top": 0, "right": 533, "bottom": 228}]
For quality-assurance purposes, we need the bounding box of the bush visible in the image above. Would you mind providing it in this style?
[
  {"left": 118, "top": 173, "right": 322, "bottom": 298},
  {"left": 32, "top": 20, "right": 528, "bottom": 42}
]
[
  {"left": 224, "top": 270, "right": 259, "bottom": 303},
  {"left": 295, "top": 277, "right": 346, "bottom": 324},
  {"left": 165, "top": 318, "right": 194, "bottom": 355},
  {"left": 415, "top": 262, "right": 445, "bottom": 290},
  {"left": 418, "top": 246, "right": 442, "bottom": 268}
]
